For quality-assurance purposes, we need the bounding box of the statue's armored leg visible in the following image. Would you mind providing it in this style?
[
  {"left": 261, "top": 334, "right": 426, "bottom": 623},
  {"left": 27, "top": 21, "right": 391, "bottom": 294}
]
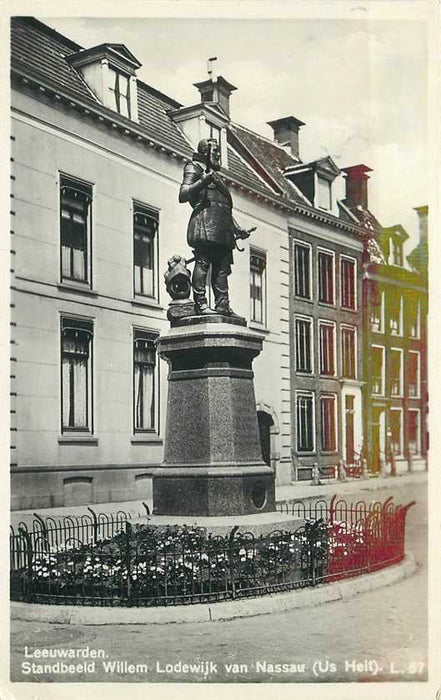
[
  {"left": 212, "top": 250, "right": 237, "bottom": 316},
  {"left": 192, "top": 249, "right": 213, "bottom": 315}
]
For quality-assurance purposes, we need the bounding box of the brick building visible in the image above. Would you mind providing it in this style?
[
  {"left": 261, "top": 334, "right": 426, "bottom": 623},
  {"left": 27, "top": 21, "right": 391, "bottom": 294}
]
[{"left": 342, "top": 166, "right": 428, "bottom": 473}]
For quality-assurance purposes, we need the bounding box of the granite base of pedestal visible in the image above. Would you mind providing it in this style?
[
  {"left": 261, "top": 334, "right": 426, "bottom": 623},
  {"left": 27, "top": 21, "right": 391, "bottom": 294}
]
[
  {"left": 153, "top": 319, "right": 276, "bottom": 518},
  {"left": 153, "top": 466, "right": 275, "bottom": 517}
]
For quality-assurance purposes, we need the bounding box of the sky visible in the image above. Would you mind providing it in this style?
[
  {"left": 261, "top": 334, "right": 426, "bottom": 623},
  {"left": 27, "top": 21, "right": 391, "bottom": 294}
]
[{"left": 41, "top": 15, "right": 429, "bottom": 250}]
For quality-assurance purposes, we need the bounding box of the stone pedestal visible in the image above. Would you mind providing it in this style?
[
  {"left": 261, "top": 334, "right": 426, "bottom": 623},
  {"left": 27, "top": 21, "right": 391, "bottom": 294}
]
[{"left": 153, "top": 318, "right": 275, "bottom": 516}]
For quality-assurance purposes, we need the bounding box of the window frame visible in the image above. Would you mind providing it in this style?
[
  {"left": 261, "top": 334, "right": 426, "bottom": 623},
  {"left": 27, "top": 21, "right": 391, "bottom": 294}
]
[
  {"left": 407, "top": 408, "right": 421, "bottom": 455},
  {"left": 320, "top": 392, "right": 338, "bottom": 453},
  {"left": 206, "top": 121, "right": 222, "bottom": 150},
  {"left": 389, "top": 295, "right": 404, "bottom": 337},
  {"left": 341, "top": 324, "right": 357, "bottom": 379},
  {"left": 293, "top": 239, "right": 312, "bottom": 301},
  {"left": 317, "top": 247, "right": 335, "bottom": 306},
  {"left": 133, "top": 201, "right": 159, "bottom": 301},
  {"left": 371, "top": 344, "right": 385, "bottom": 396},
  {"left": 132, "top": 327, "right": 160, "bottom": 435},
  {"left": 389, "top": 347, "right": 404, "bottom": 398},
  {"left": 408, "top": 350, "right": 421, "bottom": 399},
  {"left": 108, "top": 66, "right": 131, "bottom": 118},
  {"left": 60, "top": 315, "right": 94, "bottom": 435},
  {"left": 295, "top": 314, "right": 314, "bottom": 374},
  {"left": 318, "top": 319, "right": 336, "bottom": 377},
  {"left": 389, "top": 407, "right": 403, "bottom": 456},
  {"left": 316, "top": 175, "right": 332, "bottom": 211},
  {"left": 340, "top": 254, "right": 357, "bottom": 311},
  {"left": 370, "top": 290, "right": 385, "bottom": 334},
  {"left": 408, "top": 300, "right": 421, "bottom": 339},
  {"left": 295, "top": 390, "right": 316, "bottom": 454},
  {"left": 59, "top": 173, "right": 93, "bottom": 287},
  {"left": 249, "top": 247, "right": 267, "bottom": 326},
  {"left": 391, "top": 238, "right": 403, "bottom": 267}
]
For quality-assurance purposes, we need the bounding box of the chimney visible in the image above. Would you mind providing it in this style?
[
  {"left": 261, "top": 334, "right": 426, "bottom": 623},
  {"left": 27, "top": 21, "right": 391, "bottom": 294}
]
[
  {"left": 193, "top": 59, "right": 237, "bottom": 118},
  {"left": 341, "top": 164, "right": 373, "bottom": 210},
  {"left": 266, "top": 116, "right": 305, "bottom": 160},
  {"left": 414, "top": 205, "right": 428, "bottom": 244}
]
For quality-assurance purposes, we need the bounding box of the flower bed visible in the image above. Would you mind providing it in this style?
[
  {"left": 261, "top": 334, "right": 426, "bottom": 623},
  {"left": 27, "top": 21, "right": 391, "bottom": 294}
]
[{"left": 10, "top": 497, "right": 414, "bottom": 607}]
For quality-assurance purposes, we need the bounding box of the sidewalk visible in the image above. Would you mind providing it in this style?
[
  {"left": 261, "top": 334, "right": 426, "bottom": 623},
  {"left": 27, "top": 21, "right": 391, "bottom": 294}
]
[
  {"left": 276, "top": 468, "right": 427, "bottom": 504},
  {"left": 10, "top": 469, "right": 427, "bottom": 529}
]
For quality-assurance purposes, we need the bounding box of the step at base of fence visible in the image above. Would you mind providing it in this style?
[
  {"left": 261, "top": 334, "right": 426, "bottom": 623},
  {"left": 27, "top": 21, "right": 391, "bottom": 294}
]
[{"left": 132, "top": 511, "right": 304, "bottom": 537}]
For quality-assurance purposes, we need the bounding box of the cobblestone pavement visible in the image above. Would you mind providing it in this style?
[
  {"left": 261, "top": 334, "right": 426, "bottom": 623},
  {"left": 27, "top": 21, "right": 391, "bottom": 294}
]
[{"left": 10, "top": 482, "right": 428, "bottom": 685}]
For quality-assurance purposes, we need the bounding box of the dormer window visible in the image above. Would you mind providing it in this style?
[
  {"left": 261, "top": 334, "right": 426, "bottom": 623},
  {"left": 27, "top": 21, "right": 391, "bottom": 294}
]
[
  {"left": 207, "top": 122, "right": 221, "bottom": 149},
  {"left": 391, "top": 238, "right": 403, "bottom": 266},
  {"left": 109, "top": 67, "right": 131, "bottom": 118},
  {"left": 67, "top": 43, "right": 141, "bottom": 122},
  {"left": 284, "top": 156, "right": 339, "bottom": 210},
  {"left": 317, "top": 177, "right": 331, "bottom": 210}
]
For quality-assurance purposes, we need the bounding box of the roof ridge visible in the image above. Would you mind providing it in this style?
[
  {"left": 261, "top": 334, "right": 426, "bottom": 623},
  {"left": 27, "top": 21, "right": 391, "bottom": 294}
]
[{"left": 13, "top": 16, "right": 84, "bottom": 53}]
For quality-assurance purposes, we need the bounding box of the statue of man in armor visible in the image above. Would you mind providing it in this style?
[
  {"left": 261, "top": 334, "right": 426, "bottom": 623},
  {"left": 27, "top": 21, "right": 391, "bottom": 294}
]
[{"left": 179, "top": 138, "right": 252, "bottom": 316}]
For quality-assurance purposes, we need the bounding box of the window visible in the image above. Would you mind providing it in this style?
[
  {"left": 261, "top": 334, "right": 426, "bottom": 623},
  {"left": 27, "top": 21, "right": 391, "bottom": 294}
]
[
  {"left": 320, "top": 394, "right": 337, "bottom": 452},
  {"left": 408, "top": 351, "right": 420, "bottom": 398},
  {"left": 295, "top": 317, "right": 313, "bottom": 373},
  {"left": 293, "top": 242, "right": 311, "bottom": 299},
  {"left": 389, "top": 295, "right": 403, "bottom": 336},
  {"left": 390, "top": 348, "right": 403, "bottom": 397},
  {"left": 133, "top": 330, "right": 157, "bottom": 432},
  {"left": 109, "top": 67, "right": 131, "bottom": 118},
  {"left": 207, "top": 122, "right": 221, "bottom": 149},
  {"left": 344, "top": 395, "right": 356, "bottom": 465},
  {"left": 408, "top": 300, "right": 421, "bottom": 339},
  {"left": 134, "top": 204, "right": 158, "bottom": 298},
  {"left": 319, "top": 321, "right": 335, "bottom": 376},
  {"left": 391, "top": 238, "right": 403, "bottom": 266},
  {"left": 389, "top": 409, "right": 402, "bottom": 455},
  {"left": 296, "top": 392, "right": 315, "bottom": 452},
  {"left": 60, "top": 175, "right": 92, "bottom": 283},
  {"left": 317, "top": 176, "right": 331, "bottom": 210},
  {"left": 341, "top": 326, "right": 356, "bottom": 379},
  {"left": 370, "top": 287, "right": 384, "bottom": 333},
  {"left": 250, "top": 250, "right": 267, "bottom": 324},
  {"left": 61, "top": 318, "right": 93, "bottom": 432},
  {"left": 407, "top": 410, "right": 420, "bottom": 455},
  {"left": 318, "top": 250, "right": 334, "bottom": 304},
  {"left": 341, "top": 257, "right": 356, "bottom": 310},
  {"left": 372, "top": 345, "right": 385, "bottom": 395}
]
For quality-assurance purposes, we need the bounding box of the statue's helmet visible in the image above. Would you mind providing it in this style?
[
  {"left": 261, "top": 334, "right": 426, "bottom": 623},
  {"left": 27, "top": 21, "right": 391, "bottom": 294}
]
[{"left": 197, "top": 138, "right": 218, "bottom": 155}]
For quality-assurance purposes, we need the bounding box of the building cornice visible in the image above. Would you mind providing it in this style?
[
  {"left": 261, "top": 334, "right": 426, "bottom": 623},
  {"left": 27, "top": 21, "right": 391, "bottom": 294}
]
[
  {"left": 11, "top": 65, "right": 373, "bottom": 235},
  {"left": 363, "top": 270, "right": 428, "bottom": 293},
  {"left": 292, "top": 203, "right": 365, "bottom": 238},
  {"left": 12, "top": 67, "right": 191, "bottom": 159},
  {"left": 11, "top": 67, "right": 293, "bottom": 214}
]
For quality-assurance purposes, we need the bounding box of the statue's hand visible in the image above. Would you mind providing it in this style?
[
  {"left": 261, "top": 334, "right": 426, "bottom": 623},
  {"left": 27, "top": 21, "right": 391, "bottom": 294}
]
[
  {"left": 236, "top": 226, "right": 256, "bottom": 240},
  {"left": 200, "top": 171, "right": 215, "bottom": 187}
]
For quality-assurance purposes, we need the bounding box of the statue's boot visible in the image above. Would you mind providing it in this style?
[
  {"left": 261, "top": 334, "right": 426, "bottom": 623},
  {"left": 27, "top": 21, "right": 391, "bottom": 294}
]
[
  {"left": 214, "top": 293, "right": 241, "bottom": 318},
  {"left": 193, "top": 292, "right": 214, "bottom": 315}
]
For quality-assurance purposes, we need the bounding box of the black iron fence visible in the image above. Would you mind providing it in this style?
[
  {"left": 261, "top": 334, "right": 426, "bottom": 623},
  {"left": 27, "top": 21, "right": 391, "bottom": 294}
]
[{"left": 10, "top": 496, "right": 414, "bottom": 607}]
